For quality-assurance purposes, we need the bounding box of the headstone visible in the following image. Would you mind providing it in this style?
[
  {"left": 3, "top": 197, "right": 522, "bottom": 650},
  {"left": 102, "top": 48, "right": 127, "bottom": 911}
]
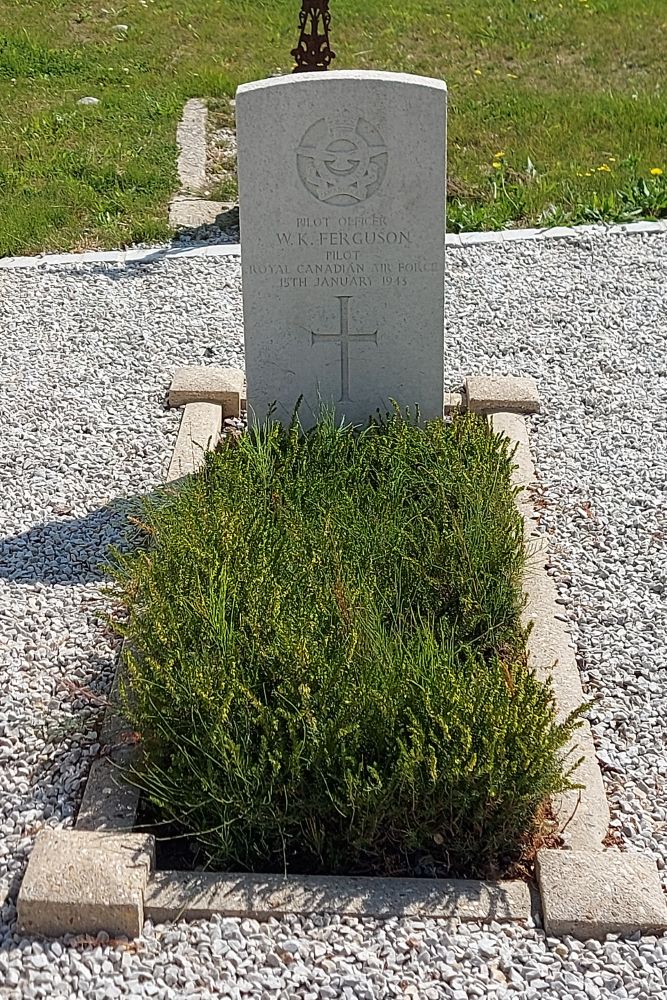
[{"left": 236, "top": 70, "right": 446, "bottom": 427}]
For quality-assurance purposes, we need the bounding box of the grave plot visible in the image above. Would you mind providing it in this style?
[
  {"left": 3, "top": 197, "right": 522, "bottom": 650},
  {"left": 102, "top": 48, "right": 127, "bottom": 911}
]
[{"left": 16, "top": 71, "right": 667, "bottom": 943}]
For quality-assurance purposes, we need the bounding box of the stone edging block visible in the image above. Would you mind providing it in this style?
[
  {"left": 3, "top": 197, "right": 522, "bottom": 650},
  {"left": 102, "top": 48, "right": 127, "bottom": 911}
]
[
  {"left": 75, "top": 664, "right": 142, "bottom": 833},
  {"left": 466, "top": 375, "right": 540, "bottom": 414},
  {"left": 536, "top": 849, "right": 667, "bottom": 939},
  {"left": 168, "top": 365, "right": 245, "bottom": 414},
  {"left": 166, "top": 401, "right": 223, "bottom": 483},
  {"left": 144, "top": 871, "right": 532, "bottom": 924},
  {"left": 175, "top": 98, "right": 208, "bottom": 195},
  {"left": 17, "top": 831, "right": 155, "bottom": 939},
  {"left": 490, "top": 410, "right": 610, "bottom": 852}
]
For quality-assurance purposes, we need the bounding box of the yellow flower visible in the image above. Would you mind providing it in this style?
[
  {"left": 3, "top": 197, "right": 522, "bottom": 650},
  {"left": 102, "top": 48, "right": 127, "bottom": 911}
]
[
  {"left": 492, "top": 161, "right": 502, "bottom": 169},
  {"left": 650, "top": 167, "right": 663, "bottom": 176},
  {"left": 597, "top": 164, "right": 611, "bottom": 172},
  {"left": 584, "top": 171, "right": 592, "bottom": 177},
  {"left": 495, "top": 151, "right": 505, "bottom": 158},
  {"left": 474, "top": 69, "right": 482, "bottom": 75},
  {"left": 608, "top": 156, "right": 616, "bottom": 162}
]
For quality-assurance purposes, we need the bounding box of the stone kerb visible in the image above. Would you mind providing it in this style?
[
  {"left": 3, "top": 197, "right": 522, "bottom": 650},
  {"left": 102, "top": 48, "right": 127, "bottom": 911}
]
[
  {"left": 15, "top": 375, "right": 230, "bottom": 938},
  {"left": 16, "top": 371, "right": 667, "bottom": 940},
  {"left": 75, "top": 373, "right": 234, "bottom": 835}
]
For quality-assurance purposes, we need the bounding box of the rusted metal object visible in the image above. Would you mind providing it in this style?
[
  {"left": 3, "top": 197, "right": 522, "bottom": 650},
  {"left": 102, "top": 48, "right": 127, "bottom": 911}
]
[{"left": 292, "top": 0, "right": 336, "bottom": 73}]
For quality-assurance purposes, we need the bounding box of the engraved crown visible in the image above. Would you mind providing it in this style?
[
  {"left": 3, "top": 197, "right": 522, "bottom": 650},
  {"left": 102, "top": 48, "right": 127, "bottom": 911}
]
[{"left": 328, "top": 114, "right": 357, "bottom": 135}]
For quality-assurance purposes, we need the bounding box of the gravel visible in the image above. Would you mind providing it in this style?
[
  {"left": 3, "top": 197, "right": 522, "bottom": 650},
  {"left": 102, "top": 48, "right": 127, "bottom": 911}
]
[{"left": 1, "top": 230, "right": 666, "bottom": 996}]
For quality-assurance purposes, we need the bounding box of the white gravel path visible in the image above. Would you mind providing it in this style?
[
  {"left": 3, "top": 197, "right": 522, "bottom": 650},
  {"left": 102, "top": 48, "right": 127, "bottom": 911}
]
[{"left": 0, "top": 231, "right": 666, "bottom": 998}]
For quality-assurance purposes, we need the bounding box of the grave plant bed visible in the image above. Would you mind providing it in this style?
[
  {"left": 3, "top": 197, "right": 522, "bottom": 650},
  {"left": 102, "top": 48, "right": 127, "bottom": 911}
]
[{"left": 111, "top": 409, "right": 579, "bottom": 881}]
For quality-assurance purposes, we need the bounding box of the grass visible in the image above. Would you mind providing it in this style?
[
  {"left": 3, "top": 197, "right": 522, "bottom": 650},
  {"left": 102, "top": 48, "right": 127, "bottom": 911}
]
[
  {"left": 111, "top": 410, "right": 581, "bottom": 878},
  {"left": 0, "top": 0, "right": 665, "bottom": 256}
]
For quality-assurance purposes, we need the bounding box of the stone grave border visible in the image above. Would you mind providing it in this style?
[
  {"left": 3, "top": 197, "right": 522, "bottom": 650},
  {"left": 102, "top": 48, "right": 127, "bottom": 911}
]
[
  {"left": 168, "top": 97, "right": 238, "bottom": 232},
  {"left": 16, "top": 373, "right": 667, "bottom": 941}
]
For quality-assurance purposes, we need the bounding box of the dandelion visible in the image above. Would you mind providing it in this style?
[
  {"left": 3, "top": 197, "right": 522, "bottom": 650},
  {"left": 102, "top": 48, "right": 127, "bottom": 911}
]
[
  {"left": 474, "top": 69, "right": 482, "bottom": 75},
  {"left": 597, "top": 164, "right": 611, "bottom": 172},
  {"left": 495, "top": 151, "right": 505, "bottom": 158},
  {"left": 650, "top": 167, "right": 663, "bottom": 176},
  {"left": 492, "top": 161, "right": 502, "bottom": 169}
]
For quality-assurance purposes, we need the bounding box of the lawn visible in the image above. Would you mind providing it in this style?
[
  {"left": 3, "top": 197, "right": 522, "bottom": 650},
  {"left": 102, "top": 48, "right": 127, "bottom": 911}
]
[{"left": 0, "top": 0, "right": 665, "bottom": 256}]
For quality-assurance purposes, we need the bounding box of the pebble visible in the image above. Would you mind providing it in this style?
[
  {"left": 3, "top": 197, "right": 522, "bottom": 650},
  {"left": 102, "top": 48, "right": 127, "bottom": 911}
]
[{"left": 0, "top": 233, "right": 666, "bottom": 995}]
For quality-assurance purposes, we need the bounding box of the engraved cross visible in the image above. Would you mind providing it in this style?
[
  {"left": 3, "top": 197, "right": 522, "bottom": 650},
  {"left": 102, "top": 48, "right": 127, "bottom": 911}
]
[{"left": 311, "top": 296, "right": 378, "bottom": 402}]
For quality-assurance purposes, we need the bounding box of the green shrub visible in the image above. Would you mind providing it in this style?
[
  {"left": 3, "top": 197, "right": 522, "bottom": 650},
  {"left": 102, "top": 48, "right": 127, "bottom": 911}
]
[{"left": 112, "top": 410, "right": 580, "bottom": 877}]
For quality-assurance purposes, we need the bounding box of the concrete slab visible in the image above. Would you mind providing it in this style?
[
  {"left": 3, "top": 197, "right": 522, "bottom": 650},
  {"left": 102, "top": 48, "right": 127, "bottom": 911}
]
[
  {"left": 467, "top": 375, "right": 541, "bottom": 414},
  {"left": 145, "top": 871, "right": 532, "bottom": 923},
  {"left": 75, "top": 756, "right": 141, "bottom": 832},
  {"left": 550, "top": 726, "right": 611, "bottom": 852},
  {"left": 17, "top": 831, "right": 155, "bottom": 939},
  {"left": 168, "top": 365, "right": 245, "bottom": 413},
  {"left": 537, "top": 849, "right": 667, "bottom": 940}
]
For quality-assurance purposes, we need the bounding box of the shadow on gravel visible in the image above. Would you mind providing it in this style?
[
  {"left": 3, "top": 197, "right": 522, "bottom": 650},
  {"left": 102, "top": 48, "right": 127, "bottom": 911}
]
[
  {"left": 0, "top": 494, "right": 151, "bottom": 935},
  {"left": 0, "top": 498, "right": 145, "bottom": 585},
  {"left": 82, "top": 236, "right": 241, "bottom": 282}
]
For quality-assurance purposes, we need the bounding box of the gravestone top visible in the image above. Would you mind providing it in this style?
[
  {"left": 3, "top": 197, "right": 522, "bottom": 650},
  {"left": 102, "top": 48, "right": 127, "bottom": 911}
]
[{"left": 236, "top": 70, "right": 447, "bottom": 427}]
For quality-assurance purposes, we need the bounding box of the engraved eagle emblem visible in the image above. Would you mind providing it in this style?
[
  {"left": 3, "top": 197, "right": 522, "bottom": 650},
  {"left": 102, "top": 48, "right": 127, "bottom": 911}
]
[{"left": 296, "top": 115, "right": 388, "bottom": 206}]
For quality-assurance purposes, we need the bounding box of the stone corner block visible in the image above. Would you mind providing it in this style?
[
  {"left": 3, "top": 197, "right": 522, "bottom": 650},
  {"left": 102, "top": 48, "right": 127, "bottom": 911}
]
[
  {"left": 536, "top": 848, "right": 667, "bottom": 940},
  {"left": 168, "top": 197, "right": 237, "bottom": 230},
  {"left": 17, "top": 830, "right": 155, "bottom": 939},
  {"left": 168, "top": 365, "right": 246, "bottom": 415},
  {"left": 466, "top": 375, "right": 541, "bottom": 415},
  {"left": 443, "top": 390, "right": 465, "bottom": 415}
]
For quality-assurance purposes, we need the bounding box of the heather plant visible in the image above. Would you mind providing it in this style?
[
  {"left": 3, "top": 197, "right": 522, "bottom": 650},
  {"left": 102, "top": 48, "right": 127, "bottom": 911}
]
[{"left": 111, "top": 410, "right": 580, "bottom": 876}]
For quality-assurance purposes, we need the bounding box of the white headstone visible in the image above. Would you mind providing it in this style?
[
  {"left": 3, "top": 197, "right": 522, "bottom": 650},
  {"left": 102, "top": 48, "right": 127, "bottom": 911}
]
[{"left": 236, "top": 70, "right": 446, "bottom": 427}]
